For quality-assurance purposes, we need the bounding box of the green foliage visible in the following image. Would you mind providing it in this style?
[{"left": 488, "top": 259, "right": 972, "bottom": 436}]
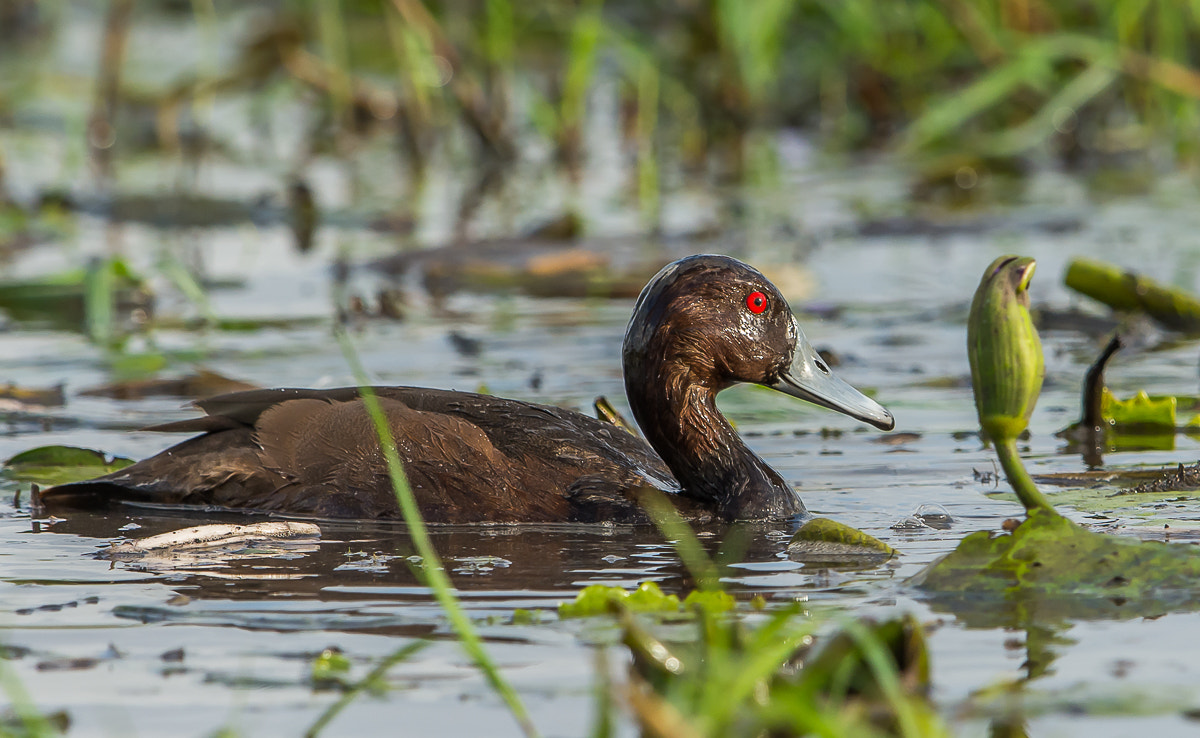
[
  {"left": 967, "top": 255, "right": 1056, "bottom": 514},
  {"left": 335, "top": 330, "right": 537, "bottom": 738},
  {"left": 4, "top": 445, "right": 133, "bottom": 486},
  {"left": 913, "top": 508, "right": 1200, "bottom": 620},
  {"left": 619, "top": 607, "right": 946, "bottom": 738},
  {"left": 917, "top": 252, "right": 1200, "bottom": 626},
  {"left": 1066, "top": 257, "right": 1200, "bottom": 332},
  {"left": 1103, "top": 388, "right": 1177, "bottom": 430},
  {"left": 310, "top": 648, "right": 353, "bottom": 689},
  {"left": 558, "top": 582, "right": 736, "bottom": 619}
]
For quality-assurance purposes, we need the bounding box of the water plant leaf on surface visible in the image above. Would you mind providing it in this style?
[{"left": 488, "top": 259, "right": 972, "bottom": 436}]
[
  {"left": 557, "top": 582, "right": 734, "bottom": 619},
  {"left": 1065, "top": 257, "right": 1200, "bottom": 333},
  {"left": 912, "top": 508, "right": 1200, "bottom": 620},
  {"left": 0, "top": 258, "right": 151, "bottom": 335},
  {"left": 4, "top": 446, "right": 133, "bottom": 486},
  {"left": 787, "top": 516, "right": 897, "bottom": 565},
  {"left": 1102, "top": 389, "right": 1176, "bottom": 430},
  {"left": 310, "top": 647, "right": 353, "bottom": 690}
]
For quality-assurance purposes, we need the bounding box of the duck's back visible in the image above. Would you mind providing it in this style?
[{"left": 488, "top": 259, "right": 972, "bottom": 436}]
[{"left": 41, "top": 387, "right": 683, "bottom": 523}]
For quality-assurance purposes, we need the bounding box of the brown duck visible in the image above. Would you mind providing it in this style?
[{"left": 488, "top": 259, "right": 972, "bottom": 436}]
[{"left": 41, "top": 255, "right": 894, "bottom": 523}]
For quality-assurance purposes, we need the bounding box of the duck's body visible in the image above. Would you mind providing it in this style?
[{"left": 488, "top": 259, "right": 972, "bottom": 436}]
[
  {"left": 49, "top": 386, "right": 693, "bottom": 523},
  {"left": 41, "top": 255, "right": 894, "bottom": 523}
]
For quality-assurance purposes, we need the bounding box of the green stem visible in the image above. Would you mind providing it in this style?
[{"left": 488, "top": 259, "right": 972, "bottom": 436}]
[
  {"left": 336, "top": 331, "right": 539, "bottom": 738},
  {"left": 995, "top": 436, "right": 1059, "bottom": 515}
]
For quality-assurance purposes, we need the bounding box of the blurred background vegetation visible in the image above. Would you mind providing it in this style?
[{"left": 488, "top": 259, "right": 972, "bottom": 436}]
[{"left": 4, "top": 0, "right": 1200, "bottom": 234}]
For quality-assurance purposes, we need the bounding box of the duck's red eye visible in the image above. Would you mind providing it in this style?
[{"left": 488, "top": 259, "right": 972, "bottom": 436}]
[{"left": 746, "top": 291, "right": 768, "bottom": 314}]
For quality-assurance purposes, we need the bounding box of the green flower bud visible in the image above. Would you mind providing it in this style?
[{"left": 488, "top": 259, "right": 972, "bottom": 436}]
[{"left": 967, "top": 256, "right": 1044, "bottom": 443}]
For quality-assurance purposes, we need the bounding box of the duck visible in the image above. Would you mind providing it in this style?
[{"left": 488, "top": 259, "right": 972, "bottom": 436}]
[{"left": 39, "top": 254, "right": 894, "bottom": 524}]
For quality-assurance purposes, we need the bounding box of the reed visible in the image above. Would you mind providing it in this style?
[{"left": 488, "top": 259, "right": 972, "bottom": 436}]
[{"left": 334, "top": 329, "right": 538, "bottom": 738}]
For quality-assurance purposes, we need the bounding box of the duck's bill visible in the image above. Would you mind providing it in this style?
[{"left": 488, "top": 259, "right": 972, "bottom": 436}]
[{"left": 768, "top": 319, "right": 895, "bottom": 431}]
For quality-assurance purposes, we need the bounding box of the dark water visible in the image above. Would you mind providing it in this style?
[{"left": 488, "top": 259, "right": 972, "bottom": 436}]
[{"left": 6, "top": 10, "right": 1200, "bottom": 737}]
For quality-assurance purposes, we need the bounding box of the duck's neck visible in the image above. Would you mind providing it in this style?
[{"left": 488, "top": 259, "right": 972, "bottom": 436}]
[{"left": 626, "top": 361, "right": 805, "bottom": 521}]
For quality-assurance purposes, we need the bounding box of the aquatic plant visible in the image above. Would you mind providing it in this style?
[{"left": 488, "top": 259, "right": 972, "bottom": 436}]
[
  {"left": 1066, "top": 257, "right": 1200, "bottom": 333},
  {"left": 4, "top": 446, "right": 132, "bottom": 487},
  {"left": 966, "top": 255, "right": 1054, "bottom": 513},
  {"left": 613, "top": 602, "right": 944, "bottom": 738},
  {"left": 557, "top": 581, "right": 734, "bottom": 618},
  {"left": 607, "top": 492, "right": 943, "bottom": 737},
  {"left": 332, "top": 330, "right": 537, "bottom": 738},
  {"left": 916, "top": 255, "right": 1200, "bottom": 617}
]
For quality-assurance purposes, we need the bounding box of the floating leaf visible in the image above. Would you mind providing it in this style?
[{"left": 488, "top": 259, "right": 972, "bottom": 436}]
[
  {"left": 4, "top": 445, "right": 133, "bottom": 485},
  {"left": 311, "top": 647, "right": 353, "bottom": 689},
  {"left": 912, "top": 509, "right": 1200, "bottom": 622},
  {"left": 558, "top": 582, "right": 680, "bottom": 618},
  {"left": 0, "top": 259, "right": 151, "bottom": 333},
  {"left": 681, "top": 589, "right": 735, "bottom": 613},
  {"left": 1103, "top": 389, "right": 1176, "bottom": 430}
]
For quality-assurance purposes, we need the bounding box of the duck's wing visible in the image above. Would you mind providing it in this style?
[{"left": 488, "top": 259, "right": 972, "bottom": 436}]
[{"left": 39, "top": 387, "right": 680, "bottom": 523}]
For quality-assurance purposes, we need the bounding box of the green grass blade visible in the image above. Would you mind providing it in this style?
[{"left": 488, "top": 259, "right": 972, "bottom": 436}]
[
  {"left": 638, "top": 489, "right": 721, "bottom": 591},
  {"left": 336, "top": 330, "right": 539, "bottom": 738},
  {"left": 0, "top": 652, "right": 60, "bottom": 738}
]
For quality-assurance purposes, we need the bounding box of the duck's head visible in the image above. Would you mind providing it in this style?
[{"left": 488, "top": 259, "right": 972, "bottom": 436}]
[{"left": 624, "top": 254, "right": 894, "bottom": 431}]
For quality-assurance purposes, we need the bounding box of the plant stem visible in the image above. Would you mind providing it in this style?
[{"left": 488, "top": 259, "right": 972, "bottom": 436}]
[
  {"left": 995, "top": 436, "right": 1059, "bottom": 515},
  {"left": 336, "top": 330, "right": 539, "bottom": 738}
]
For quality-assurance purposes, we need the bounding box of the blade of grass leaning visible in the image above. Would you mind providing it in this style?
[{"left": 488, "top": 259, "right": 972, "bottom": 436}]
[
  {"left": 838, "top": 618, "right": 923, "bottom": 738},
  {"left": 901, "top": 45, "right": 1055, "bottom": 152},
  {"left": 0, "top": 654, "right": 60, "bottom": 738},
  {"left": 336, "top": 330, "right": 538, "bottom": 738},
  {"left": 158, "top": 250, "right": 219, "bottom": 326},
  {"left": 638, "top": 489, "right": 721, "bottom": 590},
  {"left": 304, "top": 639, "right": 429, "bottom": 738},
  {"left": 697, "top": 618, "right": 817, "bottom": 732},
  {"left": 986, "top": 62, "right": 1117, "bottom": 155}
]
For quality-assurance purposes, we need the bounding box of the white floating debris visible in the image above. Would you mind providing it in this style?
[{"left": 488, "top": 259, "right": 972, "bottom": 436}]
[{"left": 108, "top": 522, "right": 322, "bottom": 556}]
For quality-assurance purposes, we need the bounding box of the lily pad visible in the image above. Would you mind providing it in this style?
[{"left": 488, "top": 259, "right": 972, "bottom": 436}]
[
  {"left": 912, "top": 508, "right": 1200, "bottom": 621},
  {"left": 787, "top": 517, "right": 897, "bottom": 564},
  {"left": 1103, "top": 389, "right": 1176, "bottom": 430},
  {"left": 0, "top": 259, "right": 151, "bottom": 333},
  {"left": 4, "top": 445, "right": 134, "bottom": 486}
]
